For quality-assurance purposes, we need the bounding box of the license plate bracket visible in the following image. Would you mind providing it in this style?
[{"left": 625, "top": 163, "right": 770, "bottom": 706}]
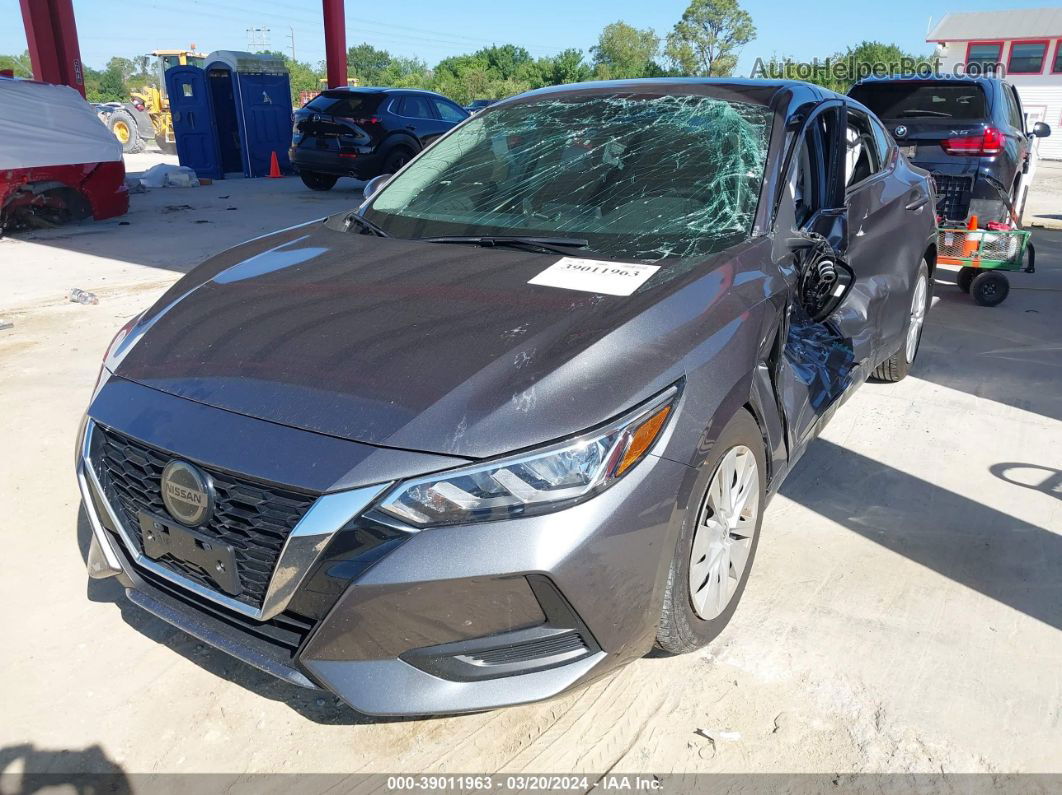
[{"left": 138, "top": 513, "right": 242, "bottom": 596}]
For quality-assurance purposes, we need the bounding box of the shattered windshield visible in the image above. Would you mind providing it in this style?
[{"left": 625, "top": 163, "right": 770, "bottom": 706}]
[{"left": 364, "top": 93, "right": 773, "bottom": 262}]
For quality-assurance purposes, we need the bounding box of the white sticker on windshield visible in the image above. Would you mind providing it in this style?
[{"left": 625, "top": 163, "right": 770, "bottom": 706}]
[{"left": 528, "top": 257, "right": 659, "bottom": 296}]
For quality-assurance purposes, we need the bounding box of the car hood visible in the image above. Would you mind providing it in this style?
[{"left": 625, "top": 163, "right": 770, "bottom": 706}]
[{"left": 114, "top": 217, "right": 723, "bottom": 458}]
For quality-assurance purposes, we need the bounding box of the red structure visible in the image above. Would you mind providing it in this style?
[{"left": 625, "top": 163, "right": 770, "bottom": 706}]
[
  {"left": 322, "top": 0, "right": 347, "bottom": 88},
  {"left": 18, "top": 0, "right": 86, "bottom": 97},
  {"left": 17, "top": 0, "right": 348, "bottom": 97}
]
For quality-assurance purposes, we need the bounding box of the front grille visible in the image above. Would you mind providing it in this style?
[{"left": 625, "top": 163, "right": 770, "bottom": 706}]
[
  {"left": 94, "top": 426, "right": 317, "bottom": 608},
  {"left": 932, "top": 173, "right": 972, "bottom": 221}
]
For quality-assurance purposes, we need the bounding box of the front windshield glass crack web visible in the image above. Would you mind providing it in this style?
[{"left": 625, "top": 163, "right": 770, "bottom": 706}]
[{"left": 368, "top": 94, "right": 773, "bottom": 263}]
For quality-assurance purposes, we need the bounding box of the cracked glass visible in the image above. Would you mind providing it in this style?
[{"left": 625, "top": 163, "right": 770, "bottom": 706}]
[{"left": 365, "top": 93, "right": 773, "bottom": 262}]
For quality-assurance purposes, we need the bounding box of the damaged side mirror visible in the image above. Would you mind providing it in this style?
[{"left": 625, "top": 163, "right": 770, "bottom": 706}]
[{"left": 796, "top": 241, "right": 854, "bottom": 323}]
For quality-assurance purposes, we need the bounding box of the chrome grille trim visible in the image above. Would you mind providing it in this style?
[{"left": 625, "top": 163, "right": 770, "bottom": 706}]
[{"left": 79, "top": 419, "right": 392, "bottom": 621}]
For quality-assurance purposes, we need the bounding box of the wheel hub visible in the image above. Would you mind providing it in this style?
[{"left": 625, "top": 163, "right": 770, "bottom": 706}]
[
  {"left": 905, "top": 271, "right": 927, "bottom": 364},
  {"left": 688, "top": 445, "right": 759, "bottom": 621}
]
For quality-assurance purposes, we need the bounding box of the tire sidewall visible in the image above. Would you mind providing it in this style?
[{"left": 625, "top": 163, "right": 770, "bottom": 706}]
[
  {"left": 972, "top": 271, "right": 1009, "bottom": 307},
  {"left": 107, "top": 110, "right": 137, "bottom": 153},
  {"left": 904, "top": 260, "right": 931, "bottom": 366},
  {"left": 659, "top": 409, "right": 767, "bottom": 652},
  {"left": 382, "top": 146, "right": 414, "bottom": 175}
]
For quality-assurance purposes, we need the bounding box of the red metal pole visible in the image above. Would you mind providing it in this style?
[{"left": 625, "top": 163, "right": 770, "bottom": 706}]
[
  {"left": 322, "top": 0, "right": 347, "bottom": 89},
  {"left": 19, "top": 0, "right": 85, "bottom": 96}
]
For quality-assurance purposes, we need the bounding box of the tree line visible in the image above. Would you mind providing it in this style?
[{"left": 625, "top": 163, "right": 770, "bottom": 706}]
[{"left": 1, "top": 0, "right": 931, "bottom": 106}]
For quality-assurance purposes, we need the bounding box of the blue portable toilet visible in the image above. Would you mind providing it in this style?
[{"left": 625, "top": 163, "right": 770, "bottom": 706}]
[{"left": 166, "top": 51, "right": 292, "bottom": 179}]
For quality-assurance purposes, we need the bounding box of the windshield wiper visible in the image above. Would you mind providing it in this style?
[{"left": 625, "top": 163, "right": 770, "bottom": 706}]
[
  {"left": 419, "top": 235, "right": 590, "bottom": 256},
  {"left": 897, "top": 109, "right": 953, "bottom": 118},
  {"left": 342, "top": 212, "right": 389, "bottom": 237}
]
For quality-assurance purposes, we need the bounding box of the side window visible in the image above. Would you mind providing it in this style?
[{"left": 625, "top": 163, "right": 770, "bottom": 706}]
[
  {"left": 433, "top": 99, "right": 466, "bottom": 123},
  {"left": 792, "top": 135, "right": 817, "bottom": 227},
  {"left": 868, "top": 116, "right": 894, "bottom": 169},
  {"left": 845, "top": 110, "right": 881, "bottom": 187},
  {"left": 398, "top": 95, "right": 434, "bottom": 119},
  {"left": 1007, "top": 86, "right": 1025, "bottom": 131},
  {"left": 789, "top": 108, "right": 842, "bottom": 226}
]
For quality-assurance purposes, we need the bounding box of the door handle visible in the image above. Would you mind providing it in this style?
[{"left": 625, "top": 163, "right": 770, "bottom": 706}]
[{"left": 905, "top": 195, "right": 928, "bottom": 212}]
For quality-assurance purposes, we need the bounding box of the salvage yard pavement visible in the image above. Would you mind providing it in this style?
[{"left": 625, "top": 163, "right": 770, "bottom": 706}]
[{"left": 1, "top": 151, "right": 1060, "bottom": 779}]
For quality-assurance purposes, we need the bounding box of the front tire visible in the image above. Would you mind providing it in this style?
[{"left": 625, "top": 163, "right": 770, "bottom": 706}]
[
  {"left": 655, "top": 409, "right": 766, "bottom": 655},
  {"left": 957, "top": 266, "right": 977, "bottom": 293},
  {"left": 871, "top": 259, "right": 929, "bottom": 383},
  {"left": 299, "top": 171, "right": 338, "bottom": 191},
  {"left": 107, "top": 110, "right": 144, "bottom": 154}
]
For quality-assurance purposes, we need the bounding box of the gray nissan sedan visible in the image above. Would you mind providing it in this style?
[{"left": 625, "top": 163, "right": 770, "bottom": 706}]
[{"left": 77, "top": 79, "right": 936, "bottom": 716}]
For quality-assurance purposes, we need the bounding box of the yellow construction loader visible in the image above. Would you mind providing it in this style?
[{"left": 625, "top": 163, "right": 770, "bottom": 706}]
[{"left": 97, "top": 49, "right": 205, "bottom": 154}]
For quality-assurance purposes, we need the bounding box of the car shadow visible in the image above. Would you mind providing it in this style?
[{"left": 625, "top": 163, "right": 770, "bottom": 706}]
[
  {"left": 779, "top": 438, "right": 1062, "bottom": 631},
  {"left": 76, "top": 506, "right": 413, "bottom": 727},
  {"left": 0, "top": 743, "right": 130, "bottom": 794}
]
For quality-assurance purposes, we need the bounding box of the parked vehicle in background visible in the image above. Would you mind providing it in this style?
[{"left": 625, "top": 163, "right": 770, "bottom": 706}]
[
  {"left": 78, "top": 79, "right": 935, "bottom": 716},
  {"left": 465, "top": 98, "right": 495, "bottom": 113},
  {"left": 95, "top": 49, "right": 206, "bottom": 154},
  {"left": 2, "top": 77, "right": 128, "bottom": 231},
  {"left": 289, "top": 87, "right": 469, "bottom": 190},
  {"left": 848, "top": 76, "right": 1050, "bottom": 223}
]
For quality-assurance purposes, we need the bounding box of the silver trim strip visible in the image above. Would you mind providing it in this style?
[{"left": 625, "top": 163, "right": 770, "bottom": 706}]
[{"left": 80, "top": 420, "right": 392, "bottom": 621}]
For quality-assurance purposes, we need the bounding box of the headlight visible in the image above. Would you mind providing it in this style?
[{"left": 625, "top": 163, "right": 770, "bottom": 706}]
[
  {"left": 379, "top": 384, "right": 680, "bottom": 527},
  {"left": 88, "top": 312, "right": 144, "bottom": 405}
]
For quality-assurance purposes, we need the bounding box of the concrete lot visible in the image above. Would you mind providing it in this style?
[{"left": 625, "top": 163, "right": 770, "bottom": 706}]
[{"left": 1, "top": 153, "right": 1060, "bottom": 780}]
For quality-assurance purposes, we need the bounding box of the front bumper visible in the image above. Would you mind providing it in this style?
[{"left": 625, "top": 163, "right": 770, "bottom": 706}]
[{"left": 79, "top": 384, "right": 690, "bottom": 715}]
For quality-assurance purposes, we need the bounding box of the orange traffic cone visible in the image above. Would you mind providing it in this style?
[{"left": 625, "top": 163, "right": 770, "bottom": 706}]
[
  {"left": 962, "top": 214, "right": 979, "bottom": 257},
  {"left": 268, "top": 151, "right": 282, "bottom": 178}
]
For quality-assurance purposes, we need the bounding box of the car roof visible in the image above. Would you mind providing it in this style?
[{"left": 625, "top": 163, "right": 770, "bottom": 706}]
[
  {"left": 499, "top": 77, "right": 837, "bottom": 107},
  {"left": 322, "top": 86, "right": 454, "bottom": 98}
]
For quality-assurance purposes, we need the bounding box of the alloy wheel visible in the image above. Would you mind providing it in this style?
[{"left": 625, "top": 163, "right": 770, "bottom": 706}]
[
  {"left": 688, "top": 445, "right": 760, "bottom": 621},
  {"left": 905, "top": 271, "right": 928, "bottom": 364}
]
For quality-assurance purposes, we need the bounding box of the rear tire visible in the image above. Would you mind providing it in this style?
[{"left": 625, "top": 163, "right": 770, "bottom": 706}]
[
  {"left": 971, "top": 271, "right": 1009, "bottom": 307},
  {"left": 381, "top": 146, "right": 414, "bottom": 175},
  {"left": 299, "top": 171, "right": 338, "bottom": 191},
  {"left": 871, "top": 259, "right": 929, "bottom": 383},
  {"left": 655, "top": 409, "right": 766, "bottom": 655},
  {"left": 956, "top": 266, "right": 977, "bottom": 293}
]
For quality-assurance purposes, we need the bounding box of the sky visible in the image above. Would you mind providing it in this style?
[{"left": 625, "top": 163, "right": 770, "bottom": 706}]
[{"left": 0, "top": 0, "right": 1049, "bottom": 75}]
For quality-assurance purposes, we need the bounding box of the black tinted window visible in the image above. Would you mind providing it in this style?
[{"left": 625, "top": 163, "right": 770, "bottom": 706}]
[
  {"left": 1055, "top": 41, "right": 1062, "bottom": 73},
  {"left": 849, "top": 83, "right": 987, "bottom": 120},
  {"left": 398, "top": 95, "right": 434, "bottom": 119},
  {"left": 304, "top": 92, "right": 379, "bottom": 117}
]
